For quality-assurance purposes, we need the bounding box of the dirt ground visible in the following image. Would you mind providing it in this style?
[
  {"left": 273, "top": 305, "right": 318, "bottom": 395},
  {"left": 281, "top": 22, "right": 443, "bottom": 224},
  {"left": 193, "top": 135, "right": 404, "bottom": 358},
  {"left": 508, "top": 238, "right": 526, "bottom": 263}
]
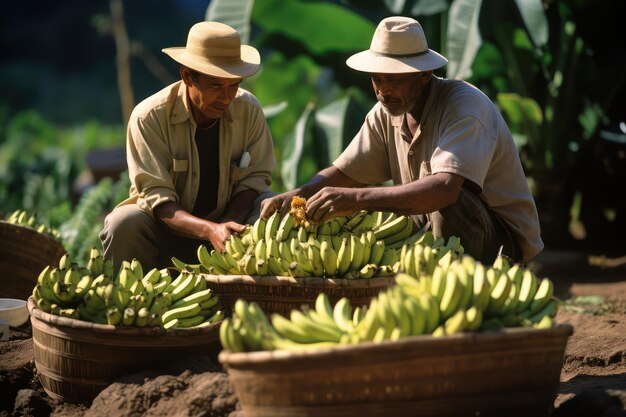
[{"left": 1, "top": 249, "right": 625, "bottom": 417}]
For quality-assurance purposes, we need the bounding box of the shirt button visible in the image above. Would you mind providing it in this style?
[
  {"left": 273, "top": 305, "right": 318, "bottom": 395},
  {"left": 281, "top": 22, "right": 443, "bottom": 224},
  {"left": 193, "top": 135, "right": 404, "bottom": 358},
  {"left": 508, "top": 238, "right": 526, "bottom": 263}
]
[{"left": 408, "top": 150, "right": 414, "bottom": 156}]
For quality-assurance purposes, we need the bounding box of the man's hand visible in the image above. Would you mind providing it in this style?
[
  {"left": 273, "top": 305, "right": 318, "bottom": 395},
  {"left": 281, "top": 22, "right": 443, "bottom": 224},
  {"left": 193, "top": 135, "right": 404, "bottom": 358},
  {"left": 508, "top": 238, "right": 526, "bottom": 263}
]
[
  {"left": 260, "top": 190, "right": 299, "bottom": 220},
  {"left": 306, "top": 187, "right": 359, "bottom": 224},
  {"left": 207, "top": 221, "right": 247, "bottom": 254}
]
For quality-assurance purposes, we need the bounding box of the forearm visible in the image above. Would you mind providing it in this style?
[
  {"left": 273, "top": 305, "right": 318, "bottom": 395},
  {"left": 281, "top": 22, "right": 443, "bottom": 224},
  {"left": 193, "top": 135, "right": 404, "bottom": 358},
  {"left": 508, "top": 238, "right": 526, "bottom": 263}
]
[
  {"left": 153, "top": 201, "right": 214, "bottom": 240},
  {"left": 353, "top": 172, "right": 464, "bottom": 214},
  {"left": 220, "top": 189, "right": 258, "bottom": 223},
  {"left": 299, "top": 166, "right": 363, "bottom": 198}
]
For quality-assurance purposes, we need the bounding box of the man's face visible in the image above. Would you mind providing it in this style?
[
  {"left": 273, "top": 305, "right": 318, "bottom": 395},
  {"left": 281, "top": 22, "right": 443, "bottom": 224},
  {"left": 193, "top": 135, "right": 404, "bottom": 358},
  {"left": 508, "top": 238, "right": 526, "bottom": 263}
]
[
  {"left": 183, "top": 68, "right": 242, "bottom": 122},
  {"left": 371, "top": 72, "right": 430, "bottom": 116}
]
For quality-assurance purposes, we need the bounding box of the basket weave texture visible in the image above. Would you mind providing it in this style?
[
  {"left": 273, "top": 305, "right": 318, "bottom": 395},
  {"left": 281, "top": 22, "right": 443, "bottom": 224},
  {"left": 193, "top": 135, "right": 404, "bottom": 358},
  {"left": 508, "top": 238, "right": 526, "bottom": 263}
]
[
  {"left": 203, "top": 274, "right": 394, "bottom": 316},
  {"left": 0, "top": 221, "right": 66, "bottom": 300},
  {"left": 27, "top": 297, "right": 222, "bottom": 403},
  {"left": 219, "top": 324, "right": 574, "bottom": 417}
]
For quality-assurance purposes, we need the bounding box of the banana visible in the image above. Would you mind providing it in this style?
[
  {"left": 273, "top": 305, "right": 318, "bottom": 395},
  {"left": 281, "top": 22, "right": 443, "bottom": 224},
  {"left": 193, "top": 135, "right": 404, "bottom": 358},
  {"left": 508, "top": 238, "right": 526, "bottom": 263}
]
[
  {"left": 492, "top": 254, "right": 511, "bottom": 274},
  {"left": 404, "top": 296, "right": 427, "bottom": 336},
  {"left": 437, "top": 248, "right": 455, "bottom": 271},
  {"left": 122, "top": 307, "right": 136, "bottom": 326},
  {"left": 320, "top": 240, "right": 338, "bottom": 277},
  {"left": 170, "top": 256, "right": 189, "bottom": 272},
  {"left": 264, "top": 210, "right": 282, "bottom": 242},
  {"left": 162, "top": 302, "right": 203, "bottom": 324},
  {"left": 346, "top": 234, "right": 362, "bottom": 272},
  {"left": 255, "top": 258, "right": 269, "bottom": 276},
  {"left": 171, "top": 288, "right": 214, "bottom": 309},
  {"left": 170, "top": 273, "right": 197, "bottom": 302},
  {"left": 58, "top": 254, "right": 71, "bottom": 271},
  {"left": 251, "top": 216, "right": 266, "bottom": 244},
  {"left": 344, "top": 210, "right": 369, "bottom": 232},
  {"left": 368, "top": 240, "right": 385, "bottom": 265},
  {"left": 443, "top": 309, "right": 468, "bottom": 335},
  {"left": 332, "top": 297, "right": 353, "bottom": 332},
  {"left": 523, "top": 298, "right": 558, "bottom": 324},
  {"left": 275, "top": 213, "right": 295, "bottom": 242},
  {"left": 305, "top": 243, "right": 324, "bottom": 277},
  {"left": 293, "top": 245, "right": 314, "bottom": 275},
  {"left": 528, "top": 277, "right": 555, "bottom": 316},
  {"left": 254, "top": 239, "right": 267, "bottom": 264},
  {"left": 266, "top": 255, "right": 286, "bottom": 276},
  {"left": 375, "top": 291, "right": 397, "bottom": 339},
  {"left": 278, "top": 240, "right": 294, "bottom": 264},
  {"left": 358, "top": 263, "right": 377, "bottom": 279},
  {"left": 290, "top": 310, "right": 344, "bottom": 342},
  {"left": 430, "top": 265, "right": 447, "bottom": 303},
  {"left": 388, "top": 287, "right": 411, "bottom": 337},
  {"left": 104, "top": 306, "right": 122, "bottom": 326},
  {"left": 394, "top": 272, "right": 421, "bottom": 291},
  {"left": 486, "top": 270, "right": 513, "bottom": 317},
  {"left": 383, "top": 216, "right": 415, "bottom": 246},
  {"left": 197, "top": 244, "right": 212, "bottom": 270},
  {"left": 335, "top": 237, "right": 352, "bottom": 277},
  {"left": 271, "top": 313, "right": 317, "bottom": 344},
  {"left": 454, "top": 261, "right": 473, "bottom": 310},
  {"left": 471, "top": 262, "right": 492, "bottom": 312},
  {"left": 117, "top": 267, "right": 136, "bottom": 290},
  {"left": 296, "top": 226, "right": 308, "bottom": 243},
  {"left": 516, "top": 269, "right": 539, "bottom": 313},
  {"left": 379, "top": 248, "right": 398, "bottom": 267},
  {"left": 372, "top": 215, "right": 409, "bottom": 242},
  {"left": 439, "top": 269, "right": 463, "bottom": 320},
  {"left": 313, "top": 293, "right": 336, "bottom": 326},
  {"left": 465, "top": 306, "right": 483, "bottom": 331}
]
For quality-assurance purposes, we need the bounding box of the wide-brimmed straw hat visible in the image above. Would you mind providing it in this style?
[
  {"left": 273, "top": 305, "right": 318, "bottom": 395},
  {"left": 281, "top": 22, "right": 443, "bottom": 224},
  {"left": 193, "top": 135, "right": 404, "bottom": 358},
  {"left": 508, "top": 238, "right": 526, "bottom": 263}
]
[
  {"left": 162, "top": 21, "right": 260, "bottom": 78},
  {"left": 347, "top": 16, "right": 448, "bottom": 73}
]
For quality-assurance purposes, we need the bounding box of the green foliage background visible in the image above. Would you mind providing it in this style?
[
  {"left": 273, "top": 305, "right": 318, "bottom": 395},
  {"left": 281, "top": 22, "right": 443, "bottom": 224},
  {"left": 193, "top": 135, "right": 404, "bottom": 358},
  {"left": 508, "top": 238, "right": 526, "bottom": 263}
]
[{"left": 1, "top": 0, "right": 624, "bottom": 258}]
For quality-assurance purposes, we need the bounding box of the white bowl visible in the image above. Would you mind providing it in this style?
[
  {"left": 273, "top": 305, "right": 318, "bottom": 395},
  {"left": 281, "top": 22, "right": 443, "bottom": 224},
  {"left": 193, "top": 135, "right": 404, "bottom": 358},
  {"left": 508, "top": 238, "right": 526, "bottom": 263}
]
[{"left": 0, "top": 298, "right": 29, "bottom": 327}]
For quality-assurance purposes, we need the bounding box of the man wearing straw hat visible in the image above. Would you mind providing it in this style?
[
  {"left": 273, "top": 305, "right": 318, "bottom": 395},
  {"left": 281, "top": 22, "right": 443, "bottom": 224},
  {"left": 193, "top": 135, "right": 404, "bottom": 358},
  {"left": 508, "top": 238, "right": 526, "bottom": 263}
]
[
  {"left": 100, "top": 21, "right": 275, "bottom": 272},
  {"left": 261, "top": 16, "right": 543, "bottom": 264}
]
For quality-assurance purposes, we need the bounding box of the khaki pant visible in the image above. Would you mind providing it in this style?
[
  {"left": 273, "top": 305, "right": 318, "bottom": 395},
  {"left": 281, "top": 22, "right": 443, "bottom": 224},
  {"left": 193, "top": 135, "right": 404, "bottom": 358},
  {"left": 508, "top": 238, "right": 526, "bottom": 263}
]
[
  {"left": 99, "top": 192, "right": 274, "bottom": 273},
  {"left": 413, "top": 188, "right": 522, "bottom": 265}
]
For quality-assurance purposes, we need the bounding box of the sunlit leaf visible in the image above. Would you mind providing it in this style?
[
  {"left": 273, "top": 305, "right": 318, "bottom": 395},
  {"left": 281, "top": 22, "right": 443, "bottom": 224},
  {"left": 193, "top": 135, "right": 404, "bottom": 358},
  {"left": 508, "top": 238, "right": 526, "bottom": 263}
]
[
  {"left": 252, "top": 0, "right": 374, "bottom": 55},
  {"left": 281, "top": 102, "right": 314, "bottom": 190},
  {"left": 206, "top": 0, "right": 254, "bottom": 44},
  {"left": 513, "top": 0, "right": 548, "bottom": 49},
  {"left": 447, "top": 0, "right": 483, "bottom": 80}
]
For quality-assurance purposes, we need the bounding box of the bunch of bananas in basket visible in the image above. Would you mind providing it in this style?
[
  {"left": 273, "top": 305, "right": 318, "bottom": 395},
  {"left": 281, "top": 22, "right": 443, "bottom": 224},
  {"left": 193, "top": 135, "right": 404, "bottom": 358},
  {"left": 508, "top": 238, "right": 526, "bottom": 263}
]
[
  {"left": 194, "top": 206, "right": 464, "bottom": 279},
  {"left": 3, "top": 209, "right": 61, "bottom": 240},
  {"left": 219, "top": 251, "right": 558, "bottom": 353},
  {"left": 31, "top": 249, "right": 223, "bottom": 329}
]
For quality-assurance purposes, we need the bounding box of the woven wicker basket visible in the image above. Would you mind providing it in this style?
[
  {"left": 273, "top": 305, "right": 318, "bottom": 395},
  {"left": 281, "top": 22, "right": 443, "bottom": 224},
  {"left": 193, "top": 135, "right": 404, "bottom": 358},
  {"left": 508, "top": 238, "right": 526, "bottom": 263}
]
[
  {"left": 204, "top": 274, "right": 394, "bottom": 316},
  {"left": 219, "top": 324, "right": 573, "bottom": 417},
  {"left": 27, "top": 297, "right": 222, "bottom": 403},
  {"left": 0, "top": 221, "right": 66, "bottom": 300}
]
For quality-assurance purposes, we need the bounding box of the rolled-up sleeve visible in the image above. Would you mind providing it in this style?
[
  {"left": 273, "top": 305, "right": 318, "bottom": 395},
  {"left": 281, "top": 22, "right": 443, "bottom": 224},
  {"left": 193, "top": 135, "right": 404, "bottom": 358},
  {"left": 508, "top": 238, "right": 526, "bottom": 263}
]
[{"left": 126, "top": 113, "right": 178, "bottom": 217}]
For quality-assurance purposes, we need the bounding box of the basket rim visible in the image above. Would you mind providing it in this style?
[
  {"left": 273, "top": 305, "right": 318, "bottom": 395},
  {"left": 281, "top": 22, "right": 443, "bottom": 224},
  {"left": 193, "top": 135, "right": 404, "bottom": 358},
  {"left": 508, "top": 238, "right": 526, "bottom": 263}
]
[
  {"left": 0, "top": 220, "right": 66, "bottom": 253},
  {"left": 218, "top": 324, "right": 574, "bottom": 366},
  {"left": 27, "top": 296, "right": 222, "bottom": 335},
  {"left": 203, "top": 274, "right": 395, "bottom": 289}
]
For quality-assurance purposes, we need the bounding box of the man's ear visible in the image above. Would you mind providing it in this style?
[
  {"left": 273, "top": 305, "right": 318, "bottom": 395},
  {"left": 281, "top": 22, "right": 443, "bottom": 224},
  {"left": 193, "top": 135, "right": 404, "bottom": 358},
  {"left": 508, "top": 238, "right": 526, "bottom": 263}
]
[{"left": 180, "top": 66, "right": 193, "bottom": 86}]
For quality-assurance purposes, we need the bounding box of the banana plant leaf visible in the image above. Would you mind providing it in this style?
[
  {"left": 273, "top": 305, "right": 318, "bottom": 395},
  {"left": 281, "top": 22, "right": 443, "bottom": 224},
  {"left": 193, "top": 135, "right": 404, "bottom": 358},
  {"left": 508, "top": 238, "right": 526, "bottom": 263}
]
[
  {"left": 446, "top": 0, "right": 483, "bottom": 80},
  {"left": 205, "top": 0, "right": 255, "bottom": 44},
  {"left": 252, "top": 0, "right": 374, "bottom": 55}
]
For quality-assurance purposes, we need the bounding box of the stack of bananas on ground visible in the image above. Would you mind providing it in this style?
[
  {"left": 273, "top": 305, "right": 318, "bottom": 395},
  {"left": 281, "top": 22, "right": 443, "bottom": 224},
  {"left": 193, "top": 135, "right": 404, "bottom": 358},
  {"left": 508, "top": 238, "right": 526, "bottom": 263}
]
[
  {"left": 31, "top": 248, "right": 223, "bottom": 329},
  {"left": 3, "top": 208, "right": 61, "bottom": 240},
  {"left": 219, "top": 252, "right": 558, "bottom": 353},
  {"left": 192, "top": 199, "right": 464, "bottom": 279}
]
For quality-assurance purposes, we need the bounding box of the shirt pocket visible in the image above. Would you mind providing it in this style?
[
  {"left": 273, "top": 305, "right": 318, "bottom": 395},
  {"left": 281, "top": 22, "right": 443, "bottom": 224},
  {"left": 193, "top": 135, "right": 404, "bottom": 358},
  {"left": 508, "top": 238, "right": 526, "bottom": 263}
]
[
  {"left": 172, "top": 158, "right": 189, "bottom": 188},
  {"left": 229, "top": 165, "right": 251, "bottom": 186}
]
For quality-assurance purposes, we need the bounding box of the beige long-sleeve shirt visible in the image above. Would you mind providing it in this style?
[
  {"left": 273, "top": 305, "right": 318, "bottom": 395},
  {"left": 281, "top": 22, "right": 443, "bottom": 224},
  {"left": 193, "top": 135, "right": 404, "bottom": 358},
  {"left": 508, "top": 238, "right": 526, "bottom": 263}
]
[{"left": 118, "top": 80, "right": 274, "bottom": 220}]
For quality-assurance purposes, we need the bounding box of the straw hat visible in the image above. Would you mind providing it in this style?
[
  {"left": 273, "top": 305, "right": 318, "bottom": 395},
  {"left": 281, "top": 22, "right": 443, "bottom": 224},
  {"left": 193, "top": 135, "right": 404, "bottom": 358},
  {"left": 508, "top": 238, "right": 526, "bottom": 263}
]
[
  {"left": 346, "top": 16, "right": 448, "bottom": 73},
  {"left": 162, "top": 21, "right": 260, "bottom": 78}
]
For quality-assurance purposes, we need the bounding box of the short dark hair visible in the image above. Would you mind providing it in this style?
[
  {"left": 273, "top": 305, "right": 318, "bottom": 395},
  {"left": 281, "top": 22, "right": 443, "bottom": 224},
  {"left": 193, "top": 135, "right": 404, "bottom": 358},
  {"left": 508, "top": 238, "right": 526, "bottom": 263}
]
[{"left": 183, "top": 66, "right": 203, "bottom": 83}]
